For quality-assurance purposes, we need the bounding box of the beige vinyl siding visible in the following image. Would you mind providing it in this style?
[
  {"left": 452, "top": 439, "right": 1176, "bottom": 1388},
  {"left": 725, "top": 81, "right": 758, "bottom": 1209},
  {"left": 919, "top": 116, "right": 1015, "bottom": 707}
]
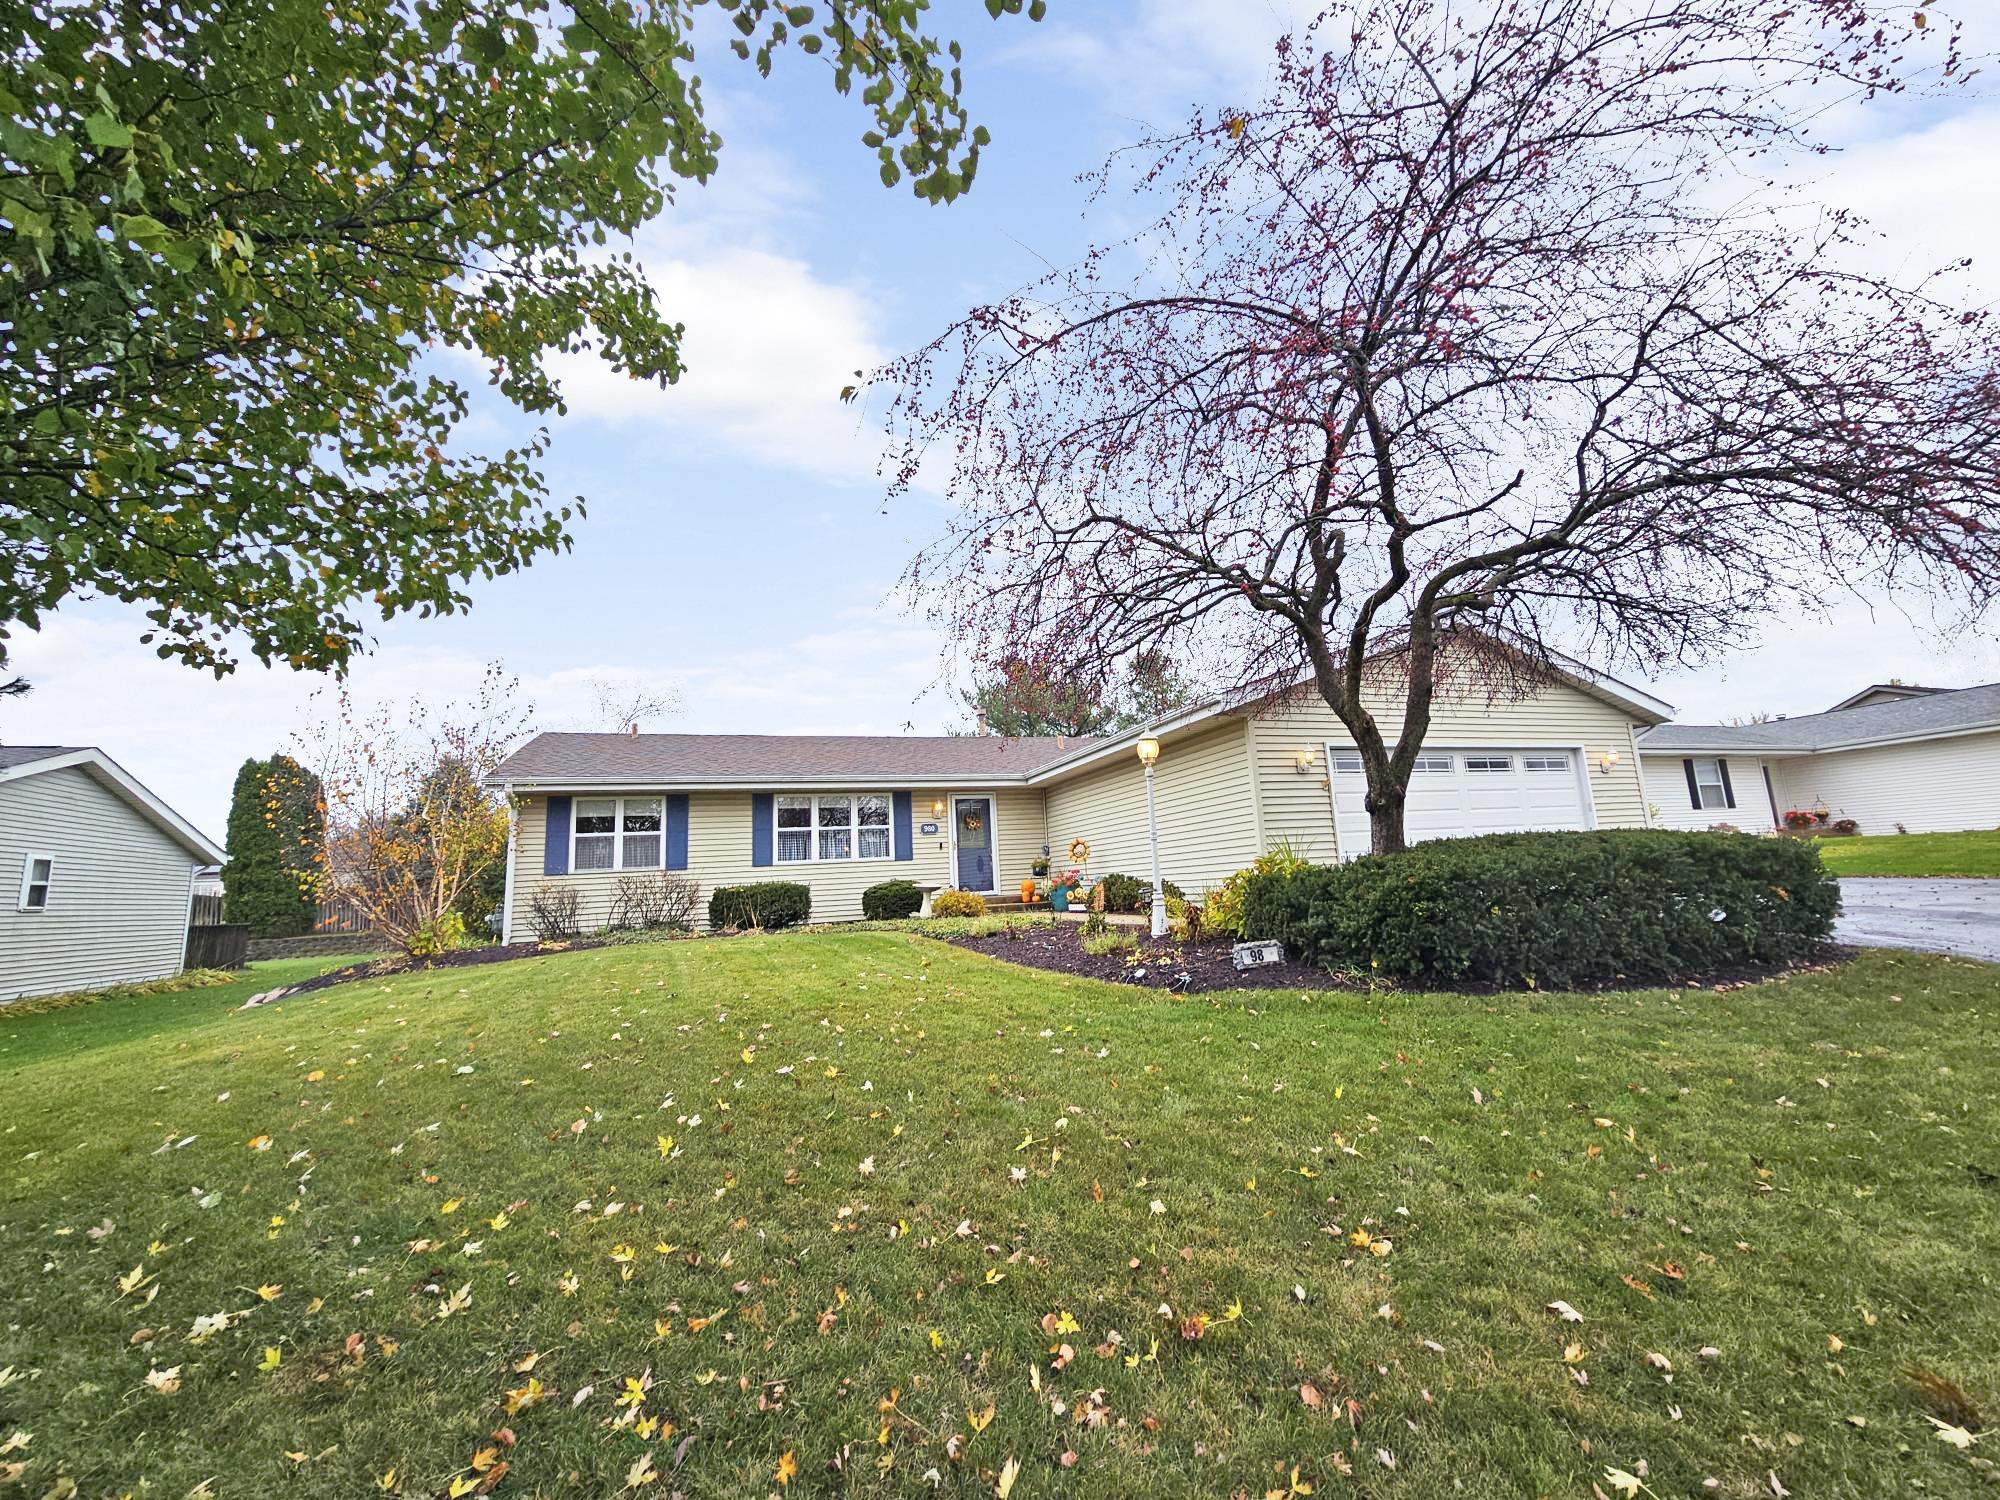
[
  {"left": 0, "top": 766, "right": 198, "bottom": 1001},
  {"left": 1042, "top": 720, "right": 1260, "bottom": 897},
  {"left": 1768, "top": 731, "right": 2000, "bottom": 835},
  {"left": 1249, "top": 682, "right": 1653, "bottom": 858},
  {"left": 507, "top": 787, "right": 1047, "bottom": 934},
  {"left": 1641, "top": 755, "right": 1778, "bottom": 831}
]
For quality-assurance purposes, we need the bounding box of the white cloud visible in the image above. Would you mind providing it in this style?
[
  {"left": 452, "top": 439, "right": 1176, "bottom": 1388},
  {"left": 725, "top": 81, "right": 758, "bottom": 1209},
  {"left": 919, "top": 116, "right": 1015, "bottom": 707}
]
[
  {"left": 548, "top": 244, "right": 890, "bottom": 487},
  {"left": 1017, "top": 0, "right": 1313, "bottom": 118}
]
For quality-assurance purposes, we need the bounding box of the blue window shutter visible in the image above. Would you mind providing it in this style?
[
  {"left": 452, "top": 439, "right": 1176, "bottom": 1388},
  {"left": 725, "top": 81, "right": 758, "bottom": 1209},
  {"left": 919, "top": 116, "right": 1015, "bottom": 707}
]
[
  {"left": 665, "top": 794, "right": 689, "bottom": 870},
  {"left": 544, "top": 796, "right": 571, "bottom": 875},
  {"left": 751, "top": 793, "right": 773, "bottom": 867},
  {"left": 892, "top": 791, "right": 914, "bottom": 862}
]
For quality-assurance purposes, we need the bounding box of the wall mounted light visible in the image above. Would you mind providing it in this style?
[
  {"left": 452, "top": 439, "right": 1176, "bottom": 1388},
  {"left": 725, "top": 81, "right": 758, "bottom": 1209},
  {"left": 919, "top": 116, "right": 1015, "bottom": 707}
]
[
  {"left": 1597, "top": 750, "right": 1622, "bottom": 774},
  {"left": 930, "top": 797, "right": 946, "bottom": 817},
  {"left": 1294, "top": 748, "right": 1317, "bottom": 775}
]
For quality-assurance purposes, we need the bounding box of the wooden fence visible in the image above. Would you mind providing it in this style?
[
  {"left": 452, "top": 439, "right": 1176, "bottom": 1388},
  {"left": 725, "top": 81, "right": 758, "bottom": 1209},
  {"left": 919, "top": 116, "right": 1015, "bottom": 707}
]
[
  {"left": 186, "top": 924, "right": 249, "bottom": 970},
  {"left": 188, "top": 892, "right": 376, "bottom": 936}
]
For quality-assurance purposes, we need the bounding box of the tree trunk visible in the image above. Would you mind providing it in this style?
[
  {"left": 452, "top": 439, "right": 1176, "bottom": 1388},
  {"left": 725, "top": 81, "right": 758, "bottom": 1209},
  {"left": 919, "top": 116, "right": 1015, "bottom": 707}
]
[{"left": 1365, "top": 784, "right": 1409, "bottom": 856}]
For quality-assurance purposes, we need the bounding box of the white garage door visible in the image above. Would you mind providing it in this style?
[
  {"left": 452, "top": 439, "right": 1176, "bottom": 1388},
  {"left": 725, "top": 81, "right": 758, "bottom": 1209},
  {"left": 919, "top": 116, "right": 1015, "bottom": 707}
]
[{"left": 1328, "top": 746, "right": 1593, "bottom": 859}]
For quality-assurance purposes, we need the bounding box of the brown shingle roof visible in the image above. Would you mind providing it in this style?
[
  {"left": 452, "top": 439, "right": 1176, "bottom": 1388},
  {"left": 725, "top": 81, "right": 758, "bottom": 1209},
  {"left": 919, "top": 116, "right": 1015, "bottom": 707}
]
[{"left": 491, "top": 731, "right": 1105, "bottom": 786}]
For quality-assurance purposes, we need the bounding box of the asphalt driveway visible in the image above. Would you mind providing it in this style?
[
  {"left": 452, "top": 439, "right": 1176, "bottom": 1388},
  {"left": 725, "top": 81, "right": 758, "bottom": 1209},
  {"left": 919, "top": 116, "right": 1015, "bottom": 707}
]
[{"left": 1835, "top": 878, "right": 2000, "bottom": 963}]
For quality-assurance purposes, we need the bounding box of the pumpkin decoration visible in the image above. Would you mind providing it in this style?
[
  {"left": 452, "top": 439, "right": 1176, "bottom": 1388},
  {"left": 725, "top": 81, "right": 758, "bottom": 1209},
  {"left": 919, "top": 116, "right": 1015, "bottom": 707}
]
[{"left": 1020, "top": 878, "right": 1038, "bottom": 904}]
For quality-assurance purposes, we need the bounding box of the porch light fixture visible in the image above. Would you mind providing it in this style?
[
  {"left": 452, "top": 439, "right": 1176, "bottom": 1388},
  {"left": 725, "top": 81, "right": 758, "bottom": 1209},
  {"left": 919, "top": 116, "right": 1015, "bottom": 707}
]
[
  {"left": 1135, "top": 738, "right": 1167, "bottom": 938},
  {"left": 930, "top": 797, "right": 946, "bottom": 817},
  {"left": 1597, "top": 750, "right": 1621, "bottom": 774},
  {"left": 1294, "top": 748, "right": 1316, "bottom": 774}
]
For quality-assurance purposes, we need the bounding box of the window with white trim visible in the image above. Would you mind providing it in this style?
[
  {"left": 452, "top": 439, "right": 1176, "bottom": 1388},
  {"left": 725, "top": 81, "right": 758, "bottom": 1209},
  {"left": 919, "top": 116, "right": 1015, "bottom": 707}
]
[
  {"left": 1411, "top": 753, "right": 1454, "bottom": 773},
  {"left": 17, "top": 853, "right": 52, "bottom": 911},
  {"left": 1522, "top": 753, "right": 1571, "bottom": 772},
  {"left": 1464, "top": 754, "right": 1513, "bottom": 773},
  {"left": 777, "top": 793, "right": 893, "bottom": 863},
  {"left": 1692, "top": 758, "right": 1730, "bottom": 811},
  {"left": 573, "top": 797, "right": 665, "bottom": 871}
]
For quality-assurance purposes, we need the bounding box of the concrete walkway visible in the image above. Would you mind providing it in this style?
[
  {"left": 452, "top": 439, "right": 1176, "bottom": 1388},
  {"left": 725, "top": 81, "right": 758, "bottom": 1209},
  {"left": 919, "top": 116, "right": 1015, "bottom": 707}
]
[{"left": 1835, "top": 878, "right": 2000, "bottom": 963}]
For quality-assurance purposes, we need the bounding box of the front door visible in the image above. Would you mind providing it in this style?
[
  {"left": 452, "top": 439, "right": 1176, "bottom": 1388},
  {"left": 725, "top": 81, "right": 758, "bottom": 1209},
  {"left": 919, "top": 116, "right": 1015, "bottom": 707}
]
[{"left": 953, "top": 796, "right": 995, "bottom": 891}]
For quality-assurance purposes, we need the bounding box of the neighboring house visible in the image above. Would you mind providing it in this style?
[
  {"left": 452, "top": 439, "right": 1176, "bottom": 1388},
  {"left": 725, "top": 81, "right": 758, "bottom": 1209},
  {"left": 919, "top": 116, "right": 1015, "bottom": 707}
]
[
  {"left": 0, "top": 746, "right": 227, "bottom": 1002},
  {"left": 489, "top": 662, "right": 1671, "bottom": 936},
  {"left": 1638, "top": 681, "right": 2000, "bottom": 835}
]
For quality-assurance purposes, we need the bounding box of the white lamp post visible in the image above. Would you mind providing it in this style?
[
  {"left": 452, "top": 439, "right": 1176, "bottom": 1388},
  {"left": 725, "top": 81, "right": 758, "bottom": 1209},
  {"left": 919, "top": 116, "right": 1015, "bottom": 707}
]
[{"left": 1136, "top": 736, "right": 1167, "bottom": 938}]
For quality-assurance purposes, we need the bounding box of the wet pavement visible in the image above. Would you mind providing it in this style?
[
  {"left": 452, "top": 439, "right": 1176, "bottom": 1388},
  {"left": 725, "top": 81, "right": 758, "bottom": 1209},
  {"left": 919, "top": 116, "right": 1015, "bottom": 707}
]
[{"left": 1835, "top": 878, "right": 2000, "bottom": 963}]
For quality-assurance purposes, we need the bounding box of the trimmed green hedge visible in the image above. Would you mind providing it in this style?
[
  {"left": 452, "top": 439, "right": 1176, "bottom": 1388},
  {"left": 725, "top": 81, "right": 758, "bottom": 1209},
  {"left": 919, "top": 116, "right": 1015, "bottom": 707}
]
[
  {"left": 707, "top": 881, "right": 812, "bottom": 931},
  {"left": 1095, "top": 872, "right": 1185, "bottom": 914},
  {"left": 861, "top": 879, "right": 925, "bottom": 921},
  {"left": 1242, "top": 830, "right": 1839, "bottom": 989}
]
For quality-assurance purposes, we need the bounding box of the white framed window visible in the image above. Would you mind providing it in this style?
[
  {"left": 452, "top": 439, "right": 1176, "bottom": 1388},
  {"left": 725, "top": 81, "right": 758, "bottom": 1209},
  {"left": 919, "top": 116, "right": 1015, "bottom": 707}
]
[
  {"left": 17, "top": 853, "right": 53, "bottom": 911},
  {"left": 1411, "top": 753, "right": 1454, "bottom": 773},
  {"left": 1692, "top": 758, "right": 1730, "bottom": 811},
  {"left": 1464, "top": 754, "right": 1513, "bottom": 773},
  {"left": 776, "top": 793, "right": 894, "bottom": 863},
  {"left": 1332, "top": 753, "right": 1363, "bottom": 773},
  {"left": 1522, "top": 753, "right": 1571, "bottom": 773},
  {"left": 573, "top": 797, "right": 666, "bottom": 872}
]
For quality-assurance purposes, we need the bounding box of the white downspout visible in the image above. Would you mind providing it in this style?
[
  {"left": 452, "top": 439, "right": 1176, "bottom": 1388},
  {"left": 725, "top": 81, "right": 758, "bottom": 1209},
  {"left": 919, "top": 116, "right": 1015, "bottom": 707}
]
[{"left": 500, "top": 786, "right": 517, "bottom": 945}]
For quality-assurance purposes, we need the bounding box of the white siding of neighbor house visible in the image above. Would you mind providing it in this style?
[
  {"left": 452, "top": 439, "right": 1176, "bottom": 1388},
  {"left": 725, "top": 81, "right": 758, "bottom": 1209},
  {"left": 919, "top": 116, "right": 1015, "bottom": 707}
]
[
  {"left": 1641, "top": 755, "right": 1779, "bottom": 831},
  {"left": 1042, "top": 720, "right": 1262, "bottom": 898},
  {"left": 0, "top": 766, "right": 198, "bottom": 1001},
  {"left": 1766, "top": 730, "right": 2000, "bottom": 836},
  {"left": 506, "top": 786, "right": 1047, "bottom": 935},
  {"left": 1247, "top": 681, "right": 1654, "bottom": 860}
]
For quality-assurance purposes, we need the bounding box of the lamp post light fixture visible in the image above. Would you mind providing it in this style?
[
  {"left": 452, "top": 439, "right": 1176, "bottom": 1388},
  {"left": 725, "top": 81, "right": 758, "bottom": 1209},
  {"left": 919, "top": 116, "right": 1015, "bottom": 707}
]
[{"left": 1135, "top": 736, "right": 1167, "bottom": 938}]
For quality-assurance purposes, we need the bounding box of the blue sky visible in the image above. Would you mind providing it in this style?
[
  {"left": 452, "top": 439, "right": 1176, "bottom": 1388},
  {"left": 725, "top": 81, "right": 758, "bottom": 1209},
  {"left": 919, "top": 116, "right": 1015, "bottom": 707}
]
[{"left": 7, "top": 0, "right": 2000, "bottom": 839}]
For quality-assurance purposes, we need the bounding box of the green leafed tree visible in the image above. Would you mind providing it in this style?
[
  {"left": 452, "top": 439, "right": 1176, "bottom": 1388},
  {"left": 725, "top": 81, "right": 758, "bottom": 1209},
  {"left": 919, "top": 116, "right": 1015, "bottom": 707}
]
[
  {"left": 221, "top": 754, "right": 323, "bottom": 936},
  {"left": 0, "top": 0, "right": 1039, "bottom": 674}
]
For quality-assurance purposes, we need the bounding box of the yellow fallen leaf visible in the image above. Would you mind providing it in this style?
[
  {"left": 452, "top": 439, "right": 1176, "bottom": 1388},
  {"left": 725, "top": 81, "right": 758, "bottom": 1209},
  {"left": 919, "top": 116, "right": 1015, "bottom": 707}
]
[{"left": 775, "top": 1450, "right": 798, "bottom": 1486}]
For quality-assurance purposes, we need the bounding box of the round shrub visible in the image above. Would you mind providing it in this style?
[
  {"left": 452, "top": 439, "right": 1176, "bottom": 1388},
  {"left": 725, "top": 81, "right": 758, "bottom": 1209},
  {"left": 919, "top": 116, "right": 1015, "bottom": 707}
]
[
  {"left": 1205, "top": 841, "right": 1314, "bottom": 936},
  {"left": 707, "top": 881, "right": 812, "bottom": 931},
  {"left": 1095, "top": 872, "right": 1185, "bottom": 914},
  {"left": 862, "top": 879, "right": 925, "bottom": 921},
  {"left": 1243, "top": 829, "right": 1839, "bottom": 990},
  {"left": 930, "top": 888, "right": 988, "bottom": 918}
]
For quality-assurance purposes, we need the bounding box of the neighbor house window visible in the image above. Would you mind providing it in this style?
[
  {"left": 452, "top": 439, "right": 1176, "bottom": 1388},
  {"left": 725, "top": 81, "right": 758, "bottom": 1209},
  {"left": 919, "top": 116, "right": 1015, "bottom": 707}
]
[
  {"left": 776, "top": 793, "right": 893, "bottom": 863},
  {"left": 573, "top": 797, "right": 665, "bottom": 871},
  {"left": 1692, "top": 758, "right": 1730, "bottom": 810},
  {"left": 17, "top": 854, "right": 52, "bottom": 911}
]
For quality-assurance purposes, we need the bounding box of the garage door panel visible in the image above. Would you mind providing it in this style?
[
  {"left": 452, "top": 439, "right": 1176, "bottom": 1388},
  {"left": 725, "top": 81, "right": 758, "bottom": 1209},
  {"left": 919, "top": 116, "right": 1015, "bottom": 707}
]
[{"left": 1329, "top": 746, "right": 1590, "bottom": 859}]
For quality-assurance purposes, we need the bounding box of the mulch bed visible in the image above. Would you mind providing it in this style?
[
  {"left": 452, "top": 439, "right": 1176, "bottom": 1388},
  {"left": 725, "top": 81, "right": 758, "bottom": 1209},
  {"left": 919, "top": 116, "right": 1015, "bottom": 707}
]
[
  {"left": 945, "top": 924, "right": 1856, "bottom": 995},
  {"left": 946, "top": 925, "right": 1345, "bottom": 993},
  {"left": 244, "top": 938, "right": 613, "bottom": 1004}
]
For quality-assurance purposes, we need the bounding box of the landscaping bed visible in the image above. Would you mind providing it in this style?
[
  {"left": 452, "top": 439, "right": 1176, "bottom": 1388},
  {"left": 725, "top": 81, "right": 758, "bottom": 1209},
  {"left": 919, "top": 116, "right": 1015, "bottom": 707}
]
[
  {"left": 946, "top": 922, "right": 1339, "bottom": 991},
  {"left": 947, "top": 917, "right": 1852, "bottom": 993},
  {"left": 248, "top": 937, "right": 613, "bottom": 1001}
]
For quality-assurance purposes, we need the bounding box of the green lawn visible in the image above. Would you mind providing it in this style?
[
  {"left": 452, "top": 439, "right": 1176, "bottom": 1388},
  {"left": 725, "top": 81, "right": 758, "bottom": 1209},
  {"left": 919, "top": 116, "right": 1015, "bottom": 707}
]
[
  {"left": 1814, "top": 827, "right": 2000, "bottom": 878},
  {"left": 1, "top": 936, "right": 1996, "bottom": 1498}
]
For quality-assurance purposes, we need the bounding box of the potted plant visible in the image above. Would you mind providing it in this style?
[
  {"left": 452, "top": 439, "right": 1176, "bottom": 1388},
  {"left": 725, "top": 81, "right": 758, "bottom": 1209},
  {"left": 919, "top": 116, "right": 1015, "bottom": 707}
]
[{"left": 1782, "top": 808, "right": 1818, "bottom": 831}]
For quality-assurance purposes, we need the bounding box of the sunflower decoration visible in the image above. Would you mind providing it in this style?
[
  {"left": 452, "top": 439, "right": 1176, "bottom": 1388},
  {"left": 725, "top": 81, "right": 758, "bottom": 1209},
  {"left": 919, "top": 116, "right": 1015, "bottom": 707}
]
[{"left": 1068, "top": 838, "right": 1091, "bottom": 864}]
